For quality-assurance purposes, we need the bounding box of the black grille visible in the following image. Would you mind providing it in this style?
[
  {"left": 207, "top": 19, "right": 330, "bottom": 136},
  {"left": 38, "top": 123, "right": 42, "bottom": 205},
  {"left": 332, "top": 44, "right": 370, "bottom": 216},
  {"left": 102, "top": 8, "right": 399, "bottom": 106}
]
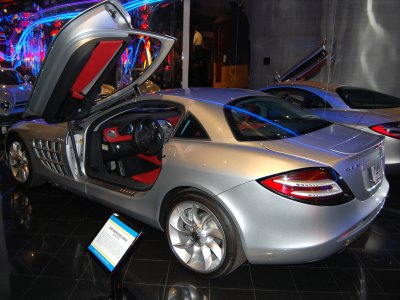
[{"left": 33, "top": 139, "right": 68, "bottom": 176}]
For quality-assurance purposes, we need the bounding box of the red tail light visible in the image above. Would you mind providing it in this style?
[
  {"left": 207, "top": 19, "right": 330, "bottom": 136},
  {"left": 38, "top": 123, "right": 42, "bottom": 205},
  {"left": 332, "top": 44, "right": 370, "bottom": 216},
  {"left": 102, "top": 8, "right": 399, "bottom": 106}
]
[
  {"left": 370, "top": 122, "right": 400, "bottom": 139},
  {"left": 258, "top": 168, "right": 354, "bottom": 205}
]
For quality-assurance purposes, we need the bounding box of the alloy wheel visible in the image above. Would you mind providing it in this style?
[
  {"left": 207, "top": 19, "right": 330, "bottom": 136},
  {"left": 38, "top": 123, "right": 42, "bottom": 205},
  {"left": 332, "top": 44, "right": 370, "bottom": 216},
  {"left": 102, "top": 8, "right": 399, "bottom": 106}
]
[
  {"left": 9, "top": 141, "right": 30, "bottom": 183},
  {"left": 168, "top": 201, "right": 226, "bottom": 273}
]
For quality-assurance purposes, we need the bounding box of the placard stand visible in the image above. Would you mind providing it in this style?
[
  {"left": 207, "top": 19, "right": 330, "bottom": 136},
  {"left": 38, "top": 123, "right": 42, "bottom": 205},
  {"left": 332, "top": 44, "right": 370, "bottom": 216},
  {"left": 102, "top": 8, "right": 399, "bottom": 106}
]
[
  {"left": 108, "top": 269, "right": 137, "bottom": 300},
  {"left": 87, "top": 213, "right": 142, "bottom": 300},
  {"left": 110, "top": 271, "right": 124, "bottom": 300}
]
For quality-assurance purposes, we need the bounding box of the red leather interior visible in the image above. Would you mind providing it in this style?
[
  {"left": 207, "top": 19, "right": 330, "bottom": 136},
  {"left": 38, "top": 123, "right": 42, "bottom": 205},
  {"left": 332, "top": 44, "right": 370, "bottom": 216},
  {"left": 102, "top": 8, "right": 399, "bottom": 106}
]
[
  {"left": 238, "top": 122, "right": 265, "bottom": 131},
  {"left": 166, "top": 116, "right": 180, "bottom": 127},
  {"left": 102, "top": 116, "right": 179, "bottom": 185},
  {"left": 103, "top": 127, "right": 132, "bottom": 143},
  {"left": 71, "top": 40, "right": 123, "bottom": 100}
]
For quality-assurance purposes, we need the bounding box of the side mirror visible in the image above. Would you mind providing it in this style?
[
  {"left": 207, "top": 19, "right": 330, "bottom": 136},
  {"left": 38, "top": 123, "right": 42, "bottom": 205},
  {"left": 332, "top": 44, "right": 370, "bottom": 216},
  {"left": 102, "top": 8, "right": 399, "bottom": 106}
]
[{"left": 24, "top": 75, "right": 31, "bottom": 82}]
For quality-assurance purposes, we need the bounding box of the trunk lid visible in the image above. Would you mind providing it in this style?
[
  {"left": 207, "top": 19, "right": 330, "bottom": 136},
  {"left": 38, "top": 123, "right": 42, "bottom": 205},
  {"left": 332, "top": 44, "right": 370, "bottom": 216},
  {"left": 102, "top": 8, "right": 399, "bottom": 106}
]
[{"left": 262, "top": 124, "right": 385, "bottom": 200}]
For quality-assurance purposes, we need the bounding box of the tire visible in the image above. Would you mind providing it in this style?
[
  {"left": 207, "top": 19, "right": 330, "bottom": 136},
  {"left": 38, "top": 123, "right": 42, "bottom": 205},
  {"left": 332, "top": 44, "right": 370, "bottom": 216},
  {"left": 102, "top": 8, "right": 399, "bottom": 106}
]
[
  {"left": 8, "top": 135, "right": 42, "bottom": 188},
  {"left": 165, "top": 190, "right": 245, "bottom": 278}
]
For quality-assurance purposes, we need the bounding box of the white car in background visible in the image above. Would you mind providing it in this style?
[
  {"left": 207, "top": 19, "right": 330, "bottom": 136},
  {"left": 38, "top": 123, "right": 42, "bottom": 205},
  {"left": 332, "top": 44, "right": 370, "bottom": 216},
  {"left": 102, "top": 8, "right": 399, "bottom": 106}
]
[
  {"left": 0, "top": 68, "right": 32, "bottom": 135},
  {"left": 261, "top": 81, "right": 400, "bottom": 173}
]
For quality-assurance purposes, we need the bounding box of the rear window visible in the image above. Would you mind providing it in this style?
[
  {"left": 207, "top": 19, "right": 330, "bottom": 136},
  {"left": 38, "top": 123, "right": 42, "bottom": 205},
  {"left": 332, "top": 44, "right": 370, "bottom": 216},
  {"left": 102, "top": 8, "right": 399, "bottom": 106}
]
[
  {"left": 0, "top": 69, "right": 24, "bottom": 85},
  {"left": 224, "top": 96, "right": 331, "bottom": 141},
  {"left": 336, "top": 86, "right": 400, "bottom": 109}
]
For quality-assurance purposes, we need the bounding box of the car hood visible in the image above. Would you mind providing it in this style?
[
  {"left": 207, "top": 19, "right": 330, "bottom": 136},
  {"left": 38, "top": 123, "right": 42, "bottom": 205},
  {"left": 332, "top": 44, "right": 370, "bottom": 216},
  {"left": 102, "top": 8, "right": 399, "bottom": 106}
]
[
  {"left": 0, "top": 83, "right": 31, "bottom": 99},
  {"left": 0, "top": 83, "right": 31, "bottom": 115},
  {"left": 24, "top": 0, "right": 174, "bottom": 124},
  {"left": 0, "top": 82, "right": 32, "bottom": 100}
]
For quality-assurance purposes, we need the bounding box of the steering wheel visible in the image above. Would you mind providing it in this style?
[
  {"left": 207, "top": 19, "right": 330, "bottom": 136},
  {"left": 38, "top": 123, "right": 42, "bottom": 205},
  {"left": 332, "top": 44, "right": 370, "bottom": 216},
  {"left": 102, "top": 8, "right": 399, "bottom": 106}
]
[{"left": 134, "top": 119, "right": 165, "bottom": 156}]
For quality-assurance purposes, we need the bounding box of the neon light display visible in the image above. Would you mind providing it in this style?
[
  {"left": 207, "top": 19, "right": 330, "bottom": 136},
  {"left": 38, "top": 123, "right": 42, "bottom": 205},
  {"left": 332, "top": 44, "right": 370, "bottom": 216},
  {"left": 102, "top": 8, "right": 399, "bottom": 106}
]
[
  {"left": 120, "top": 3, "right": 162, "bottom": 77},
  {"left": 0, "top": 0, "right": 164, "bottom": 75}
]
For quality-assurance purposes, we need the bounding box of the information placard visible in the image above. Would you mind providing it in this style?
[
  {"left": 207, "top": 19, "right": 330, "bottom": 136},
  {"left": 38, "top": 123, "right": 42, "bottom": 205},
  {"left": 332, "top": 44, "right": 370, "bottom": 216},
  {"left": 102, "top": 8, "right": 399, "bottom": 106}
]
[{"left": 88, "top": 213, "right": 141, "bottom": 273}]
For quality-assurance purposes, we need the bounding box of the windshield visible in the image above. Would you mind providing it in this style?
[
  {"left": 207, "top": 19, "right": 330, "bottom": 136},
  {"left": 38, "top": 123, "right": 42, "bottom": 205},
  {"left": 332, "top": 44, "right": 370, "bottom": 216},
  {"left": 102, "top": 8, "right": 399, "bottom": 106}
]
[
  {"left": 337, "top": 86, "right": 400, "bottom": 109},
  {"left": 224, "top": 96, "right": 331, "bottom": 141},
  {"left": 0, "top": 69, "right": 24, "bottom": 85}
]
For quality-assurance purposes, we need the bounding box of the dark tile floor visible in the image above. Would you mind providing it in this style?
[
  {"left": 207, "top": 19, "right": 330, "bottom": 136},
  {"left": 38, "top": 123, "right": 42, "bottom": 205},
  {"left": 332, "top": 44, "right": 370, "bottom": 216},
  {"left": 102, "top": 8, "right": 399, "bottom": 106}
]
[{"left": 1, "top": 156, "right": 400, "bottom": 299}]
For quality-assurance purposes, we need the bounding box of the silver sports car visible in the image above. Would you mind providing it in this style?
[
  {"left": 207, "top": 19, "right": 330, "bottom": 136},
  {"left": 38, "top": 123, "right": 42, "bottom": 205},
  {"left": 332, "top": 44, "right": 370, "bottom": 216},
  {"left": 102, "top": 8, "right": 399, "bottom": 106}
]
[
  {"left": 0, "top": 68, "right": 31, "bottom": 116},
  {"left": 261, "top": 81, "right": 400, "bottom": 173},
  {"left": 0, "top": 68, "right": 32, "bottom": 135},
  {"left": 6, "top": 1, "right": 388, "bottom": 278}
]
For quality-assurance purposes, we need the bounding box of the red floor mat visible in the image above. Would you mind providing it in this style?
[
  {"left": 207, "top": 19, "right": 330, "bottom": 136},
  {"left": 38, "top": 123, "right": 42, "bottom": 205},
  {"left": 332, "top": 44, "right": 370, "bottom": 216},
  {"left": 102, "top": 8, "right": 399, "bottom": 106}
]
[{"left": 131, "top": 168, "right": 161, "bottom": 185}]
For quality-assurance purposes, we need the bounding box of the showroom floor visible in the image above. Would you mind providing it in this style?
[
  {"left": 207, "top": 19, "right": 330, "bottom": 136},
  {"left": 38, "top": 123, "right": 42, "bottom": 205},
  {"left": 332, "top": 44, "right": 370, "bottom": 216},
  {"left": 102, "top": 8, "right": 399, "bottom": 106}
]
[{"left": 0, "top": 154, "right": 400, "bottom": 300}]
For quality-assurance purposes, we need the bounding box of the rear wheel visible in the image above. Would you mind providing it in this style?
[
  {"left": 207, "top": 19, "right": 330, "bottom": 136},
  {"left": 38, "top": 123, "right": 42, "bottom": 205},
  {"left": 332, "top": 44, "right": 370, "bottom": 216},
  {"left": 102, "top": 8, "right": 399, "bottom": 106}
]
[
  {"left": 166, "top": 191, "right": 245, "bottom": 278},
  {"left": 8, "top": 136, "right": 42, "bottom": 187}
]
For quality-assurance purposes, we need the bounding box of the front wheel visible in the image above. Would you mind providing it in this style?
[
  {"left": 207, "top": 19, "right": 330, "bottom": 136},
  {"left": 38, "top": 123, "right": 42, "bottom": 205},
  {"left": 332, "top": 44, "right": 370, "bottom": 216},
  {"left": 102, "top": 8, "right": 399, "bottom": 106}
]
[
  {"left": 166, "top": 191, "right": 245, "bottom": 278},
  {"left": 8, "top": 136, "right": 42, "bottom": 187}
]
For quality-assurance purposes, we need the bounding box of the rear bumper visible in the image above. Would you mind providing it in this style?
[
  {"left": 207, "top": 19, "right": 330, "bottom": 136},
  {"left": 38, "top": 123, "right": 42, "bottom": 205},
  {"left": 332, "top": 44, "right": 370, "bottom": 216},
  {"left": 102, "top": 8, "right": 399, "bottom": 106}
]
[{"left": 217, "top": 178, "right": 388, "bottom": 265}]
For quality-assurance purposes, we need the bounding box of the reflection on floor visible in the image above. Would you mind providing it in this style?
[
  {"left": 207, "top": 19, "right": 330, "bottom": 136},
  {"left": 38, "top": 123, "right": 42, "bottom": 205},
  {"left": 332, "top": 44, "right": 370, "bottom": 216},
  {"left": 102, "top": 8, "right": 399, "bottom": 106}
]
[{"left": 0, "top": 156, "right": 400, "bottom": 300}]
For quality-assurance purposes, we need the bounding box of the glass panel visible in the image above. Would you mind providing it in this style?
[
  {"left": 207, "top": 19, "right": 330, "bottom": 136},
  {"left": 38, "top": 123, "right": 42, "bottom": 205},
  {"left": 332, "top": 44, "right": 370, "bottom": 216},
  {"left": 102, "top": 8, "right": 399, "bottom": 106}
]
[
  {"left": 266, "top": 88, "right": 331, "bottom": 109},
  {"left": 175, "top": 114, "right": 208, "bottom": 139},
  {"left": 0, "top": 69, "right": 24, "bottom": 85},
  {"left": 146, "top": 1, "right": 183, "bottom": 89},
  {"left": 225, "top": 96, "right": 331, "bottom": 141},
  {"left": 115, "top": 35, "right": 164, "bottom": 91},
  {"left": 337, "top": 87, "right": 400, "bottom": 109}
]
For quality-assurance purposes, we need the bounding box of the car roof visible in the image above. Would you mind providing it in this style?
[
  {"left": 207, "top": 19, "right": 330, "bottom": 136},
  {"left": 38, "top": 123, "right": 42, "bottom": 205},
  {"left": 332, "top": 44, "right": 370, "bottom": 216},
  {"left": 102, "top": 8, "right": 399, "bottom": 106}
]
[
  {"left": 158, "top": 88, "right": 266, "bottom": 105},
  {"left": 268, "top": 81, "right": 339, "bottom": 93},
  {"left": 154, "top": 88, "right": 273, "bottom": 140}
]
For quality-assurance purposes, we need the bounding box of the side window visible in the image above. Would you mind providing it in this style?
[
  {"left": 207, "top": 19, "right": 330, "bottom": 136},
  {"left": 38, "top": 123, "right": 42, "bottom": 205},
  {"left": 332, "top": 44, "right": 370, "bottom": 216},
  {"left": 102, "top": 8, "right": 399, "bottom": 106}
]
[
  {"left": 266, "top": 88, "right": 331, "bottom": 109},
  {"left": 302, "top": 91, "right": 331, "bottom": 109},
  {"left": 174, "top": 113, "right": 209, "bottom": 139},
  {"left": 269, "top": 89, "right": 306, "bottom": 107}
]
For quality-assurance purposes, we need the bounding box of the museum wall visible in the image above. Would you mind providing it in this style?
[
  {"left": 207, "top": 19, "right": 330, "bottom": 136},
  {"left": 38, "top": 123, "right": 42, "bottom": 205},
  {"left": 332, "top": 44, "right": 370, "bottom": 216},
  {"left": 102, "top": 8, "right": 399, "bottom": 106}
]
[{"left": 245, "top": 0, "right": 400, "bottom": 96}]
